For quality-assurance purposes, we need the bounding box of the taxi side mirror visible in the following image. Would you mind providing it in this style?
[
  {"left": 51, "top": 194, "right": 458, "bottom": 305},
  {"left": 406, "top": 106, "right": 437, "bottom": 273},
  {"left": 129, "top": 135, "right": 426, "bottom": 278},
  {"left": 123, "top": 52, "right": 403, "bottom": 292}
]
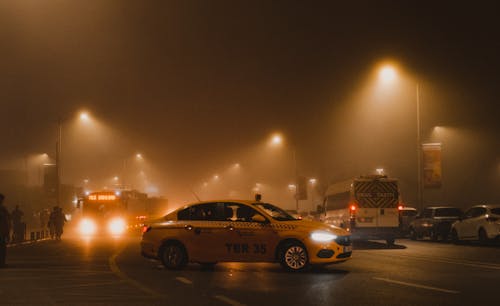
[{"left": 251, "top": 214, "right": 267, "bottom": 223}]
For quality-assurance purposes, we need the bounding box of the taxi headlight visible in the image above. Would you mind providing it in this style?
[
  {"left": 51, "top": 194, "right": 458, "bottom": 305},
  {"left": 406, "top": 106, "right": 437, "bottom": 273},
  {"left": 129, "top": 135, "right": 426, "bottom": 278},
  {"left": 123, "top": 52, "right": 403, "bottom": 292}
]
[
  {"left": 108, "top": 218, "right": 126, "bottom": 235},
  {"left": 311, "top": 231, "right": 338, "bottom": 242},
  {"left": 79, "top": 218, "right": 97, "bottom": 236}
]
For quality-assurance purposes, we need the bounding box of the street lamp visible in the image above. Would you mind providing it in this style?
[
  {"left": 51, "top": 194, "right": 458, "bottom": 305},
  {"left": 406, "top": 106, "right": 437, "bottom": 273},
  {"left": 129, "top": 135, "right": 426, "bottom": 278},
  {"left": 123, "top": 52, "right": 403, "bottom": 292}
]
[
  {"left": 269, "top": 133, "right": 299, "bottom": 211},
  {"left": 377, "top": 64, "right": 422, "bottom": 210},
  {"left": 309, "top": 178, "right": 317, "bottom": 212},
  {"left": 56, "top": 111, "right": 92, "bottom": 207},
  {"left": 122, "top": 153, "right": 145, "bottom": 190}
]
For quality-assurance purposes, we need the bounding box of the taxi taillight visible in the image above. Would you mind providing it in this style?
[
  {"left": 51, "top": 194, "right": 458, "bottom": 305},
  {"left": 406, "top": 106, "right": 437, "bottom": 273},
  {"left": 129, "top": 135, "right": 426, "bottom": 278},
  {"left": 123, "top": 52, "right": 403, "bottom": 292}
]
[
  {"left": 142, "top": 225, "right": 151, "bottom": 233},
  {"left": 349, "top": 205, "right": 357, "bottom": 213}
]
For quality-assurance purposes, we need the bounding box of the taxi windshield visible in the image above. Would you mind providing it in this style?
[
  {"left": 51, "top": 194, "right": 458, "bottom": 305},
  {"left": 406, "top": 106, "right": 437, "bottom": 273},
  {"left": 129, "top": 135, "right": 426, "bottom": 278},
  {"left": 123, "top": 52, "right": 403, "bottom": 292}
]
[{"left": 252, "top": 203, "right": 298, "bottom": 221}]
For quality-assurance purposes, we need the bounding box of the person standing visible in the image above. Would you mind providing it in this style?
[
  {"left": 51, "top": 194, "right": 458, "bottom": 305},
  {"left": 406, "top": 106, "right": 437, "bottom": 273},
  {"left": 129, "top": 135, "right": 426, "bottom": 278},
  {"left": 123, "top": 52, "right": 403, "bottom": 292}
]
[
  {"left": 48, "top": 206, "right": 57, "bottom": 239},
  {"left": 11, "top": 204, "right": 24, "bottom": 243},
  {"left": 0, "top": 194, "right": 11, "bottom": 268},
  {"left": 54, "top": 207, "right": 67, "bottom": 241}
]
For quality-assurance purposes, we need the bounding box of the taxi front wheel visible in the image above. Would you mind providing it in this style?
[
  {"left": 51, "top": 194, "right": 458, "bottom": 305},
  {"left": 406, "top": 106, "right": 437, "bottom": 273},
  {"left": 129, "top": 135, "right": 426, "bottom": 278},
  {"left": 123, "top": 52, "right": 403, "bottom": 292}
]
[
  {"left": 160, "top": 242, "right": 188, "bottom": 270},
  {"left": 279, "top": 242, "right": 309, "bottom": 272}
]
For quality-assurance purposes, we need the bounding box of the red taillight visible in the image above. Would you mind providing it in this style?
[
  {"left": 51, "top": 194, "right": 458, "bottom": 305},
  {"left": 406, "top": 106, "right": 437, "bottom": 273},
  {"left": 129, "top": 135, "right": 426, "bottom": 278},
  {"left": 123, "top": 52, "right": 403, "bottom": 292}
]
[
  {"left": 350, "top": 205, "right": 357, "bottom": 212},
  {"left": 142, "top": 225, "right": 151, "bottom": 233}
]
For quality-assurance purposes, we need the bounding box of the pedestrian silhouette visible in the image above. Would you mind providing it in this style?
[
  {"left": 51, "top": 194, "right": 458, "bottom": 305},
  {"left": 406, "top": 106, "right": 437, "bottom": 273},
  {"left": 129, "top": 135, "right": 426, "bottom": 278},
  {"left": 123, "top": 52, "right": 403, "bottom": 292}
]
[
  {"left": 53, "top": 207, "right": 67, "bottom": 241},
  {"left": 11, "top": 205, "right": 24, "bottom": 243},
  {"left": 48, "top": 206, "right": 57, "bottom": 239},
  {"left": 0, "top": 193, "right": 11, "bottom": 268}
]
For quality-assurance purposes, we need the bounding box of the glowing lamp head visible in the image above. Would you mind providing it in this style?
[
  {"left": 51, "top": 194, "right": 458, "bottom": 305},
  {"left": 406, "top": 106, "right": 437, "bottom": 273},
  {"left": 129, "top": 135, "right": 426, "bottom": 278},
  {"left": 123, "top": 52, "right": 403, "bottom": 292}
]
[
  {"left": 350, "top": 205, "right": 357, "bottom": 212},
  {"left": 379, "top": 66, "right": 397, "bottom": 83},
  {"left": 398, "top": 205, "right": 404, "bottom": 210},
  {"left": 79, "top": 112, "right": 90, "bottom": 122}
]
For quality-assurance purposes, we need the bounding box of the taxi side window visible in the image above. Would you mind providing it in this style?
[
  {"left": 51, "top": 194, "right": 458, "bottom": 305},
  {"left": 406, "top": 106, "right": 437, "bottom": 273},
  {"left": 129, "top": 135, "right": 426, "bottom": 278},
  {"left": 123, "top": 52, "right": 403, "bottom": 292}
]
[
  {"left": 224, "top": 203, "right": 264, "bottom": 222},
  {"left": 178, "top": 203, "right": 226, "bottom": 221}
]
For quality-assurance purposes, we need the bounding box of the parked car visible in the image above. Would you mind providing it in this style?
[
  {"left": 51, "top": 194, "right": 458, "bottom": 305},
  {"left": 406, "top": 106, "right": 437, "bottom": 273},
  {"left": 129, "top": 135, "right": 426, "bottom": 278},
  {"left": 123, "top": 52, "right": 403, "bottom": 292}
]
[
  {"left": 409, "top": 206, "right": 462, "bottom": 241},
  {"left": 399, "top": 206, "right": 418, "bottom": 236},
  {"left": 451, "top": 204, "right": 500, "bottom": 243}
]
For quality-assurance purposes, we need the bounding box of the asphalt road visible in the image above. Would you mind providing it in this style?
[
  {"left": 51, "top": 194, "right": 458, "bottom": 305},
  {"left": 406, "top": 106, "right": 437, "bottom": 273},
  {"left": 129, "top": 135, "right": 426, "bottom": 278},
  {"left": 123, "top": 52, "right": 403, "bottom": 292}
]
[{"left": 2, "top": 233, "right": 499, "bottom": 306}]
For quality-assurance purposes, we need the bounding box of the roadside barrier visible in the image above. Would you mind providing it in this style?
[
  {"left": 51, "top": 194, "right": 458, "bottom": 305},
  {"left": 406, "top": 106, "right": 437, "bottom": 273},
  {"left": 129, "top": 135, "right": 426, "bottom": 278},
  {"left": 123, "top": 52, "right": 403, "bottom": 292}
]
[{"left": 7, "top": 223, "right": 50, "bottom": 246}]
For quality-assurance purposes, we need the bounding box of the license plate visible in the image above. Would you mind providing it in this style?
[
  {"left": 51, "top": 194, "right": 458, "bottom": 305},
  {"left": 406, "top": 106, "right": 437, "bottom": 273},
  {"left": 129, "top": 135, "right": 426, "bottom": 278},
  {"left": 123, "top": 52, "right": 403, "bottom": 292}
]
[{"left": 343, "top": 245, "right": 352, "bottom": 253}]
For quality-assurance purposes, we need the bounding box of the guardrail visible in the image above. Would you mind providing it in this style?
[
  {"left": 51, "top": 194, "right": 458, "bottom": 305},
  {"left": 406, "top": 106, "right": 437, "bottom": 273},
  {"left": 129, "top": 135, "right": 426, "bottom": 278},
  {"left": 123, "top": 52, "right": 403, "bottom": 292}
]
[{"left": 7, "top": 223, "right": 51, "bottom": 245}]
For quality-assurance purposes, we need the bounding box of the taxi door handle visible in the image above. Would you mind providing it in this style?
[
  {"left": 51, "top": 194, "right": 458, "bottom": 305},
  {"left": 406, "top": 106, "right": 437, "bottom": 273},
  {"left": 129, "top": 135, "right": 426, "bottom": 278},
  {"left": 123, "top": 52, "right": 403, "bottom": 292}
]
[
  {"left": 185, "top": 225, "right": 193, "bottom": 231},
  {"left": 224, "top": 225, "right": 234, "bottom": 231}
]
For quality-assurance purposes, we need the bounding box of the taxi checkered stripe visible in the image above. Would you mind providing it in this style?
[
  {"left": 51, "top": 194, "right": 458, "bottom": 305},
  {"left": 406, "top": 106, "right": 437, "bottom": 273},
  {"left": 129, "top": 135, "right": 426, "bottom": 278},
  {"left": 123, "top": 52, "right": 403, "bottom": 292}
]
[{"left": 161, "top": 221, "right": 297, "bottom": 231}]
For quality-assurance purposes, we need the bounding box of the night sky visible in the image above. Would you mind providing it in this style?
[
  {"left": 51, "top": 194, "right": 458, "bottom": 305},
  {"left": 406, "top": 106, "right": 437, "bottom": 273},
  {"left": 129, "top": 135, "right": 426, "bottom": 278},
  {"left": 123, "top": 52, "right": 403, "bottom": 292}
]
[{"left": 1, "top": 1, "right": 498, "bottom": 208}]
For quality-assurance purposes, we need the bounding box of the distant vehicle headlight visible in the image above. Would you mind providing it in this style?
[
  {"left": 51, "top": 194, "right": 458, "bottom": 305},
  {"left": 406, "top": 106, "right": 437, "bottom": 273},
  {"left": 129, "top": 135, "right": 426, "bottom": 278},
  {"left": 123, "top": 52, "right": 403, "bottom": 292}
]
[
  {"left": 311, "top": 231, "right": 337, "bottom": 242},
  {"left": 108, "top": 218, "right": 126, "bottom": 235},
  {"left": 79, "top": 218, "right": 97, "bottom": 236}
]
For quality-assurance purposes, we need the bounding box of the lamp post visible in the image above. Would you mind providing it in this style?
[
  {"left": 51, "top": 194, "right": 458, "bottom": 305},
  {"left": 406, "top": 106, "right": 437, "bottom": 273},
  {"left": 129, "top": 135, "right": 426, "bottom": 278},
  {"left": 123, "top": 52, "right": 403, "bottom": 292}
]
[
  {"left": 56, "top": 111, "right": 91, "bottom": 207},
  {"left": 269, "top": 133, "right": 299, "bottom": 211},
  {"left": 378, "top": 65, "right": 423, "bottom": 210},
  {"left": 56, "top": 117, "right": 62, "bottom": 207},
  {"left": 416, "top": 83, "right": 422, "bottom": 211},
  {"left": 309, "top": 178, "right": 317, "bottom": 212},
  {"left": 122, "top": 153, "right": 144, "bottom": 190}
]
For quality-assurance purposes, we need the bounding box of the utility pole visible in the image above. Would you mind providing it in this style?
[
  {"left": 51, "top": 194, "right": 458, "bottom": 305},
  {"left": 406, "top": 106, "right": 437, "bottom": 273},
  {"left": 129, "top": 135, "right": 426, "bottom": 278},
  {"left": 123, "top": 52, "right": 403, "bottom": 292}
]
[
  {"left": 416, "top": 84, "right": 422, "bottom": 211},
  {"left": 56, "top": 117, "right": 62, "bottom": 207}
]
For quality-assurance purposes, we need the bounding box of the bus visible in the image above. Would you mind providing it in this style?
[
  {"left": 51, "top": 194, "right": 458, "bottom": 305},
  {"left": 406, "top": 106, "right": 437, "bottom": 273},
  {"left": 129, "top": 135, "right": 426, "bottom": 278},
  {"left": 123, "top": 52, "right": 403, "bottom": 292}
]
[
  {"left": 322, "top": 175, "right": 401, "bottom": 245},
  {"left": 77, "top": 191, "right": 128, "bottom": 237}
]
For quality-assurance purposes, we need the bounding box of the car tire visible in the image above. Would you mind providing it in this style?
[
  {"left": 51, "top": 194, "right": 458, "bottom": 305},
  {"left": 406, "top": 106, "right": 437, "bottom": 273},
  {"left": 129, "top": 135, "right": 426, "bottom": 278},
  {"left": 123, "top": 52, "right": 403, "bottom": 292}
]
[
  {"left": 442, "top": 232, "right": 449, "bottom": 242},
  {"left": 478, "top": 228, "right": 488, "bottom": 244},
  {"left": 451, "top": 229, "right": 460, "bottom": 244},
  {"left": 279, "top": 242, "right": 309, "bottom": 272},
  {"left": 410, "top": 228, "right": 417, "bottom": 241},
  {"left": 160, "top": 242, "right": 188, "bottom": 270},
  {"left": 430, "top": 230, "right": 439, "bottom": 241}
]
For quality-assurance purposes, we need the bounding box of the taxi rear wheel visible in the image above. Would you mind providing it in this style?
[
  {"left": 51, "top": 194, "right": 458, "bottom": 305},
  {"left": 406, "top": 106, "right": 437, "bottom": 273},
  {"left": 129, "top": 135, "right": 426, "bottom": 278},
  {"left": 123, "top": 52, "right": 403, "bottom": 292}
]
[
  {"left": 279, "top": 242, "right": 309, "bottom": 272},
  {"left": 160, "top": 242, "right": 187, "bottom": 269}
]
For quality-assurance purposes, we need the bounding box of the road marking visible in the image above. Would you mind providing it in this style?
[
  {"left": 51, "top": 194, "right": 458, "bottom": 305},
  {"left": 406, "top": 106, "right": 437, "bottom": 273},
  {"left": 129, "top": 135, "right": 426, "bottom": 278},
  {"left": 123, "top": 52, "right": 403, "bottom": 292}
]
[
  {"left": 373, "top": 277, "right": 460, "bottom": 294},
  {"left": 175, "top": 277, "right": 193, "bottom": 285},
  {"left": 359, "top": 251, "right": 500, "bottom": 270},
  {"left": 109, "top": 245, "right": 164, "bottom": 299},
  {"left": 213, "top": 295, "right": 246, "bottom": 306}
]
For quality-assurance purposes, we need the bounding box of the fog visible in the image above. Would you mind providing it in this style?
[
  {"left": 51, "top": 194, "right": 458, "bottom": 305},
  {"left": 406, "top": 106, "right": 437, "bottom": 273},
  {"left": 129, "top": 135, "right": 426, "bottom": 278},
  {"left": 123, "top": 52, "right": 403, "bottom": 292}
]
[{"left": 0, "top": 1, "right": 498, "bottom": 212}]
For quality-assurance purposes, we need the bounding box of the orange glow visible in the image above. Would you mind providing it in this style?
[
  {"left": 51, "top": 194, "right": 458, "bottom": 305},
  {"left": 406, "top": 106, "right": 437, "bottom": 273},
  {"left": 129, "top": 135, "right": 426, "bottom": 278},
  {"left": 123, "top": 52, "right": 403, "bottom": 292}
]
[
  {"left": 350, "top": 205, "right": 357, "bottom": 212},
  {"left": 398, "top": 205, "right": 404, "bottom": 210},
  {"left": 88, "top": 194, "right": 116, "bottom": 201}
]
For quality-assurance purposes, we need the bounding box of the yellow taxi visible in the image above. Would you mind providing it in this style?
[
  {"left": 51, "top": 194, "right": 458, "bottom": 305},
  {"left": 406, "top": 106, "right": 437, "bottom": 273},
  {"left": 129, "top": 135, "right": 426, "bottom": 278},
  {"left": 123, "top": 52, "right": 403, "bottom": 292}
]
[{"left": 141, "top": 200, "right": 352, "bottom": 271}]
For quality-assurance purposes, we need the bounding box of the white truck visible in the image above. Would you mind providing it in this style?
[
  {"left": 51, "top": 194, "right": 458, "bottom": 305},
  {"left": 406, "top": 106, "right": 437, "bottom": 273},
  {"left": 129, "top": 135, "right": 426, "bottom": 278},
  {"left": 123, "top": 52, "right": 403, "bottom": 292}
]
[{"left": 322, "top": 175, "right": 401, "bottom": 245}]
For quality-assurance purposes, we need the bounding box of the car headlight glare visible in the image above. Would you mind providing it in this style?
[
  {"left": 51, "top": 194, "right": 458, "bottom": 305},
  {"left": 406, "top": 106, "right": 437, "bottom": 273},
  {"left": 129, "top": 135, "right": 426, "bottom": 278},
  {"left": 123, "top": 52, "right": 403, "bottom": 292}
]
[
  {"left": 108, "top": 218, "right": 126, "bottom": 235},
  {"left": 79, "top": 218, "right": 97, "bottom": 236},
  {"left": 311, "top": 231, "right": 337, "bottom": 242}
]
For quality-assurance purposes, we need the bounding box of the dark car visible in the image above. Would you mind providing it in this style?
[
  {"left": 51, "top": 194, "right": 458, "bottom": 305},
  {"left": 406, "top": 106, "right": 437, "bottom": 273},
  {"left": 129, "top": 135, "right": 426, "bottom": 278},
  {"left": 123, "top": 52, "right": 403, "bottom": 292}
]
[
  {"left": 409, "top": 206, "right": 462, "bottom": 241},
  {"left": 399, "top": 207, "right": 418, "bottom": 236}
]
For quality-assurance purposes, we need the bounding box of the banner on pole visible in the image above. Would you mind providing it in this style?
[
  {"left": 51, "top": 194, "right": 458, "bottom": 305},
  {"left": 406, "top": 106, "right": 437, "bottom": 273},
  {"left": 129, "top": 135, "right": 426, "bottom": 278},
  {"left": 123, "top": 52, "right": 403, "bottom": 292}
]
[{"left": 422, "top": 143, "right": 442, "bottom": 188}]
